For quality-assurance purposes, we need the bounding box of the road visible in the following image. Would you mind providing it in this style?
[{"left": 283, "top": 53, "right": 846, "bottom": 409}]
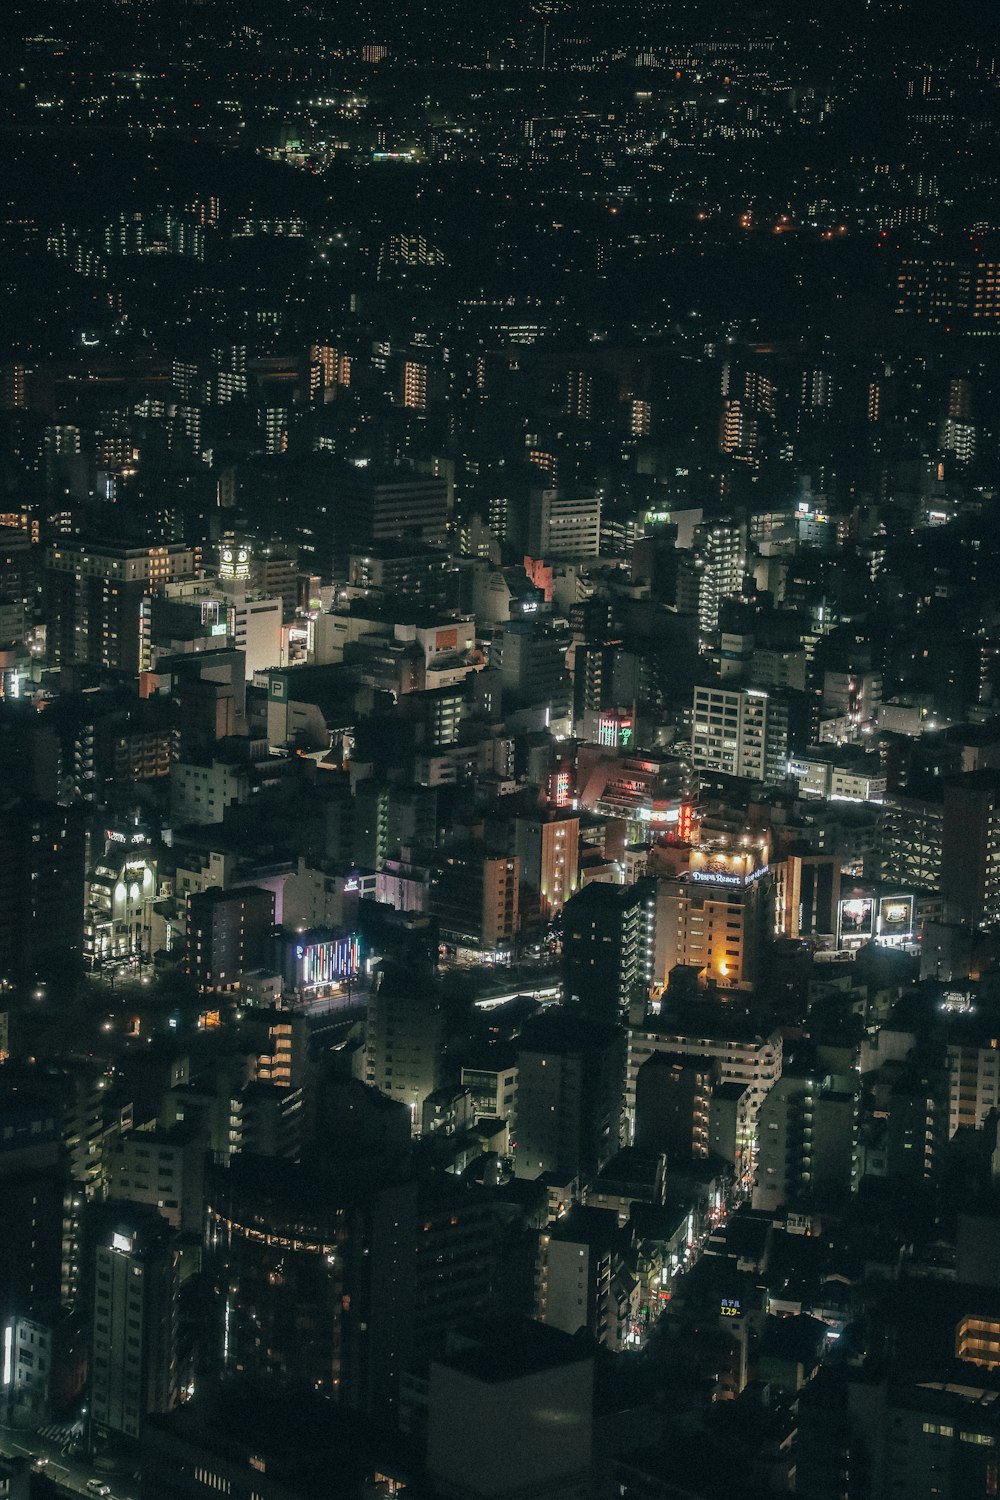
[
  {"left": 0, "top": 1426, "right": 132, "bottom": 1499},
  {"left": 474, "top": 981, "right": 561, "bottom": 1010},
  {"left": 290, "top": 966, "right": 563, "bottom": 1017}
]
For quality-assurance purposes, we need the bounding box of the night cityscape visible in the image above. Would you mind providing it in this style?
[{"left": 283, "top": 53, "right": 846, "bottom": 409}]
[{"left": 2, "top": 0, "right": 1000, "bottom": 1497}]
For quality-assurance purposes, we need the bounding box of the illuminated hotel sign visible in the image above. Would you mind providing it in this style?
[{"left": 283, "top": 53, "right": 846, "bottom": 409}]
[
  {"left": 720, "top": 1297, "right": 741, "bottom": 1318},
  {"left": 690, "top": 863, "right": 769, "bottom": 889}
]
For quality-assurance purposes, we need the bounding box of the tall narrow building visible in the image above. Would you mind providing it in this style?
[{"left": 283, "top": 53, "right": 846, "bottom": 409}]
[
  {"left": 0, "top": 797, "right": 85, "bottom": 988},
  {"left": 675, "top": 518, "right": 746, "bottom": 642},
  {"left": 90, "top": 1214, "right": 180, "bottom": 1444},
  {"left": 561, "top": 880, "right": 653, "bottom": 1024}
]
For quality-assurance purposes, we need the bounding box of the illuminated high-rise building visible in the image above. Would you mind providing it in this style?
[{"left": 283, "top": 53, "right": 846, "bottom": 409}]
[
  {"left": 627, "top": 1010, "right": 783, "bottom": 1144},
  {"left": 309, "top": 343, "right": 352, "bottom": 395},
  {"left": 515, "top": 810, "right": 579, "bottom": 919},
  {"left": 365, "top": 961, "right": 445, "bottom": 1127},
  {"left": 752, "top": 1071, "right": 859, "bottom": 1214},
  {"left": 565, "top": 369, "right": 593, "bottom": 421},
  {"left": 676, "top": 518, "right": 746, "bottom": 640},
  {"left": 262, "top": 407, "right": 288, "bottom": 455},
  {"left": 430, "top": 851, "right": 520, "bottom": 962},
  {"left": 691, "top": 682, "right": 812, "bottom": 784},
  {"left": 718, "top": 399, "right": 758, "bottom": 457},
  {"left": 896, "top": 250, "right": 1000, "bottom": 327},
  {"left": 0, "top": 364, "right": 27, "bottom": 411},
  {"left": 185, "top": 195, "right": 220, "bottom": 226},
  {"left": 401, "top": 360, "right": 429, "bottom": 412},
  {"left": 650, "top": 842, "right": 774, "bottom": 993},
  {"left": 940, "top": 417, "right": 976, "bottom": 463},
  {"left": 527, "top": 489, "right": 601, "bottom": 559},
  {"left": 83, "top": 826, "right": 157, "bottom": 967},
  {"left": 629, "top": 398, "right": 652, "bottom": 437},
  {"left": 948, "top": 376, "right": 973, "bottom": 421}
]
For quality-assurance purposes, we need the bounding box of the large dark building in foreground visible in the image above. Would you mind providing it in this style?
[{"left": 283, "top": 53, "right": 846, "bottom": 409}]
[
  {"left": 91, "top": 1212, "right": 180, "bottom": 1445},
  {"left": 205, "top": 1155, "right": 416, "bottom": 1423},
  {"left": 514, "top": 1009, "right": 626, "bottom": 1182}
]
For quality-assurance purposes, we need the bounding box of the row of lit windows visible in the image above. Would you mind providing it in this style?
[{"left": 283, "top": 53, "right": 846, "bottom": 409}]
[
  {"left": 921, "top": 1421, "right": 996, "bottom": 1444},
  {"left": 194, "top": 1468, "right": 230, "bottom": 1493}
]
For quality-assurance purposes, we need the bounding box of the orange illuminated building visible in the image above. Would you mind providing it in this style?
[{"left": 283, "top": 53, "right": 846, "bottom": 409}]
[{"left": 651, "top": 839, "right": 773, "bottom": 994}]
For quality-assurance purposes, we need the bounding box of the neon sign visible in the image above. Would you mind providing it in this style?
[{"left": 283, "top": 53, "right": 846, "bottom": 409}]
[{"left": 598, "top": 714, "right": 635, "bottom": 749}]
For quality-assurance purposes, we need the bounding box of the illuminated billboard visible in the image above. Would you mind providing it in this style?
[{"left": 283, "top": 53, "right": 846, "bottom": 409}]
[
  {"left": 290, "top": 933, "right": 361, "bottom": 990},
  {"left": 688, "top": 846, "right": 769, "bottom": 889},
  {"left": 839, "top": 896, "right": 874, "bottom": 942},
  {"left": 877, "top": 895, "right": 914, "bottom": 940}
]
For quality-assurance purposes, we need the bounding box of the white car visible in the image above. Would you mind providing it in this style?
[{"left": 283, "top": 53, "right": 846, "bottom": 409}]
[{"left": 86, "top": 1483, "right": 111, "bottom": 1497}]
